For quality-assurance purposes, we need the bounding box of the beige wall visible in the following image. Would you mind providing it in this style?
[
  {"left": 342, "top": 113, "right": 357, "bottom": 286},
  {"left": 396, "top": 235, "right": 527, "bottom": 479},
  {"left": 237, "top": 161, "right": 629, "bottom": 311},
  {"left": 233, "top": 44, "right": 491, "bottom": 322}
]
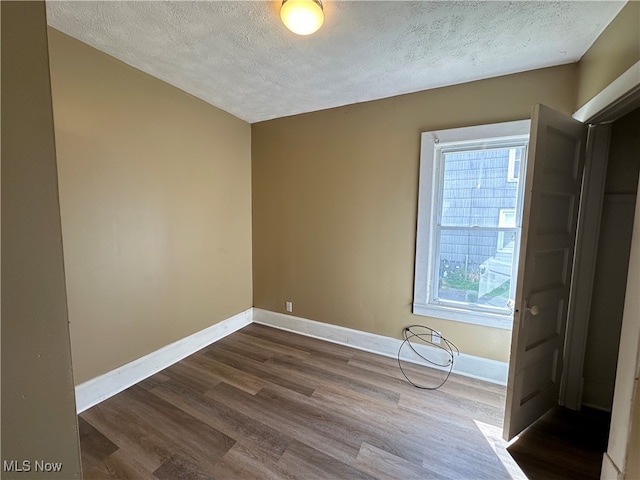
[
  {"left": 1, "top": 2, "right": 81, "bottom": 477},
  {"left": 252, "top": 65, "right": 578, "bottom": 362},
  {"left": 576, "top": 1, "right": 640, "bottom": 110},
  {"left": 48, "top": 29, "right": 253, "bottom": 384}
]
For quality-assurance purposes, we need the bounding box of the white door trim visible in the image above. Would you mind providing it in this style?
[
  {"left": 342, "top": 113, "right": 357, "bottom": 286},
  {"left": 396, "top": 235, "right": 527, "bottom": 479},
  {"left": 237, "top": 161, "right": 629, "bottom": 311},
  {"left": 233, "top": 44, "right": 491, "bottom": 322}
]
[
  {"left": 562, "top": 61, "right": 640, "bottom": 409},
  {"left": 605, "top": 180, "right": 640, "bottom": 478},
  {"left": 562, "top": 62, "right": 640, "bottom": 410},
  {"left": 568, "top": 60, "right": 640, "bottom": 479},
  {"left": 560, "top": 124, "right": 612, "bottom": 409},
  {"left": 573, "top": 61, "right": 640, "bottom": 123}
]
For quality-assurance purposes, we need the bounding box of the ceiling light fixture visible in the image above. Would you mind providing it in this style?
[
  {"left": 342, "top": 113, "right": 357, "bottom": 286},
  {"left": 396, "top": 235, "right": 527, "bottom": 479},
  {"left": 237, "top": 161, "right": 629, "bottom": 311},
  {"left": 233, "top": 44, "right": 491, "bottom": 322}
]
[{"left": 280, "top": 0, "right": 324, "bottom": 36}]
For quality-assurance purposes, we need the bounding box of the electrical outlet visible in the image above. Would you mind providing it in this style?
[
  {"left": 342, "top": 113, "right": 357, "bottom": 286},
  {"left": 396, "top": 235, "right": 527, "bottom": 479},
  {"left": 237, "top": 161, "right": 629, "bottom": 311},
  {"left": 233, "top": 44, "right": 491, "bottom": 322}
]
[
  {"left": 286, "top": 301, "right": 293, "bottom": 313},
  {"left": 432, "top": 331, "right": 441, "bottom": 344}
]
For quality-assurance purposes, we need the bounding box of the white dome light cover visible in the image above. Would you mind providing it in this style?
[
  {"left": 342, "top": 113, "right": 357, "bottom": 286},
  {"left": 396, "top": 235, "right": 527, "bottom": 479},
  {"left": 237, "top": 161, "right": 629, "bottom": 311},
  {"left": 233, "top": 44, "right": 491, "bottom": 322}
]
[{"left": 280, "top": 0, "right": 324, "bottom": 36}]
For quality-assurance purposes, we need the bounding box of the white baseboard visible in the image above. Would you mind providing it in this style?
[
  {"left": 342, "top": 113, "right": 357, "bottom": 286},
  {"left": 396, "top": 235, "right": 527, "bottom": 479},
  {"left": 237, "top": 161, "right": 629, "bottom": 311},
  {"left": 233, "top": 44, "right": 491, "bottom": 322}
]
[
  {"left": 74, "top": 308, "right": 253, "bottom": 413},
  {"left": 253, "top": 308, "right": 508, "bottom": 385},
  {"left": 76, "top": 307, "right": 508, "bottom": 413}
]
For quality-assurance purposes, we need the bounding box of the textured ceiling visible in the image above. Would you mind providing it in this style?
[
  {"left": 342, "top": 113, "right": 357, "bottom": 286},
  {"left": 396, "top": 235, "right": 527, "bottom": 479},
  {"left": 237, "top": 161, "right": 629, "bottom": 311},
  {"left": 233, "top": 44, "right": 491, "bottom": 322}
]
[{"left": 46, "top": 1, "right": 626, "bottom": 123}]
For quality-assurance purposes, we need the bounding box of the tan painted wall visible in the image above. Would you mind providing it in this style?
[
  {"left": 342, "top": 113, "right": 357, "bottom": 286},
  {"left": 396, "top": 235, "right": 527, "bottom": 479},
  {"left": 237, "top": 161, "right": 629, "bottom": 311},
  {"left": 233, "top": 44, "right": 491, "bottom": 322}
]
[
  {"left": 252, "top": 65, "right": 578, "bottom": 362},
  {"left": 47, "top": 28, "right": 253, "bottom": 384},
  {"left": 1, "top": 2, "right": 81, "bottom": 478},
  {"left": 576, "top": 1, "right": 640, "bottom": 110}
]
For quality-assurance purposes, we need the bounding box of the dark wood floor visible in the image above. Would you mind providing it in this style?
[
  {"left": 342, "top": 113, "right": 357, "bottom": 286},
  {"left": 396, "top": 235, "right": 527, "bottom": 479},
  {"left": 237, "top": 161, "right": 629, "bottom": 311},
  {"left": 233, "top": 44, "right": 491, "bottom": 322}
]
[
  {"left": 507, "top": 406, "right": 610, "bottom": 480},
  {"left": 79, "top": 324, "right": 608, "bottom": 479}
]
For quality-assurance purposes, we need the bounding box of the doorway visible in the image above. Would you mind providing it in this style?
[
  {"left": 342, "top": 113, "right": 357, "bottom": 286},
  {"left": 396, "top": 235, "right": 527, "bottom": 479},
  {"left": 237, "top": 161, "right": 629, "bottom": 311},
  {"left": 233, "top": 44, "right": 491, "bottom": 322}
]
[
  {"left": 505, "top": 105, "right": 640, "bottom": 478},
  {"left": 581, "top": 107, "right": 640, "bottom": 412}
]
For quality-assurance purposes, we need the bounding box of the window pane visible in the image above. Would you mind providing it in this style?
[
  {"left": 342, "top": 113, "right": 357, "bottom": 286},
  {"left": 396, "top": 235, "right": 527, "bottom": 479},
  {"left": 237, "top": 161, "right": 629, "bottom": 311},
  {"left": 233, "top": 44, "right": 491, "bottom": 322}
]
[
  {"left": 499, "top": 209, "right": 516, "bottom": 228},
  {"left": 497, "top": 229, "right": 517, "bottom": 252},
  {"left": 441, "top": 147, "right": 524, "bottom": 227},
  {"left": 498, "top": 209, "right": 517, "bottom": 251},
  {"left": 437, "top": 229, "right": 514, "bottom": 309},
  {"left": 508, "top": 148, "right": 522, "bottom": 182}
]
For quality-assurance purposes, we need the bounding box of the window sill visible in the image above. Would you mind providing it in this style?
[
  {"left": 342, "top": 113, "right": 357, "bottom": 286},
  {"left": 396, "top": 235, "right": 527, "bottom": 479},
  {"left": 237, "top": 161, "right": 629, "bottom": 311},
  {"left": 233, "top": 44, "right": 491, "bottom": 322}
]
[{"left": 412, "top": 302, "right": 513, "bottom": 330}]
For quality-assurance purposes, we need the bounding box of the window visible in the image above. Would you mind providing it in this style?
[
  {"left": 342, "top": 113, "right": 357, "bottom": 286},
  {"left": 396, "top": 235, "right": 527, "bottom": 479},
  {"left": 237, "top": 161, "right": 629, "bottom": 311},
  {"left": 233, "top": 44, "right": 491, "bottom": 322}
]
[
  {"left": 507, "top": 147, "right": 522, "bottom": 182},
  {"left": 413, "top": 121, "right": 530, "bottom": 329},
  {"left": 497, "top": 208, "right": 516, "bottom": 251}
]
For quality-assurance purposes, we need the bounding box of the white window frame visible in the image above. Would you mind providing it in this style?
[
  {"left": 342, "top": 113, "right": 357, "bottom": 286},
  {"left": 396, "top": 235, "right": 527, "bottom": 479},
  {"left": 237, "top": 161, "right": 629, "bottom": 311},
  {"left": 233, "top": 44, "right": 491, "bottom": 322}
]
[
  {"left": 413, "top": 120, "right": 530, "bottom": 330},
  {"left": 497, "top": 208, "right": 517, "bottom": 252}
]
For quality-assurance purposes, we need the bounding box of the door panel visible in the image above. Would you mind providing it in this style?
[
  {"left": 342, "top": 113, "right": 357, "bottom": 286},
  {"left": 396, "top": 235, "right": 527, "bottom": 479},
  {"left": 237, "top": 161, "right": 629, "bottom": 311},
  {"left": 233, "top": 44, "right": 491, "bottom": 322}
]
[{"left": 503, "top": 104, "right": 588, "bottom": 441}]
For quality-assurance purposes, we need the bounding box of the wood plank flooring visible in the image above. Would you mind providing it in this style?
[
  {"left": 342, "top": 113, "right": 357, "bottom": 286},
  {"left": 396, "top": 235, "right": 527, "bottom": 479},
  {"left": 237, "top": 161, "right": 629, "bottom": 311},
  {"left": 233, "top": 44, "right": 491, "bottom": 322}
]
[
  {"left": 79, "top": 324, "right": 607, "bottom": 479},
  {"left": 507, "top": 406, "right": 610, "bottom": 480}
]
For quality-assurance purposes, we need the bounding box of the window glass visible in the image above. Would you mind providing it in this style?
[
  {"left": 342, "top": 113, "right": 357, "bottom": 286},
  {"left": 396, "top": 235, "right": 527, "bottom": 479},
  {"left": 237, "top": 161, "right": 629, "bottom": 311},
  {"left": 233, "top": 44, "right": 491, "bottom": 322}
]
[
  {"left": 508, "top": 147, "right": 522, "bottom": 182},
  {"left": 435, "top": 147, "right": 524, "bottom": 312},
  {"left": 498, "top": 209, "right": 517, "bottom": 251},
  {"left": 441, "top": 147, "right": 521, "bottom": 228},
  {"left": 436, "top": 230, "right": 513, "bottom": 309}
]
